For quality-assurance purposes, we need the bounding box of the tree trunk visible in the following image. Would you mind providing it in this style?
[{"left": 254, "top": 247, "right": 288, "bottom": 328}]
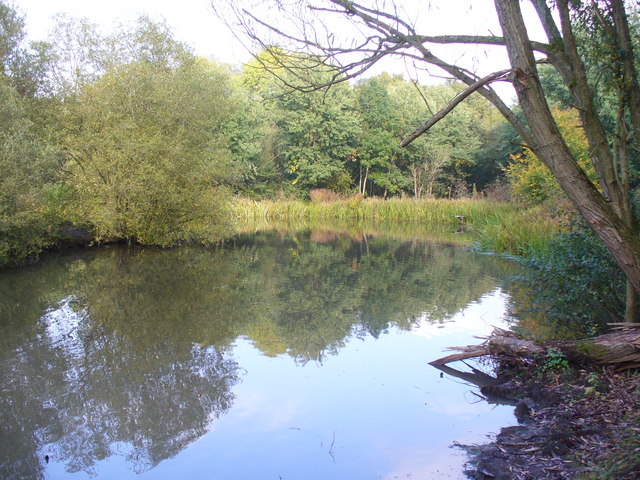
[
  {"left": 361, "top": 166, "right": 368, "bottom": 195},
  {"left": 611, "top": 0, "right": 640, "bottom": 145},
  {"left": 495, "top": 0, "right": 640, "bottom": 293},
  {"left": 551, "top": 0, "right": 626, "bottom": 216},
  {"left": 614, "top": 99, "right": 638, "bottom": 323},
  {"left": 625, "top": 280, "right": 637, "bottom": 323}
]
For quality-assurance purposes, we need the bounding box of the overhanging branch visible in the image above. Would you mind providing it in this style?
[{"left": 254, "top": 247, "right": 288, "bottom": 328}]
[
  {"left": 214, "top": 0, "right": 532, "bottom": 143},
  {"left": 400, "top": 69, "right": 512, "bottom": 147},
  {"left": 409, "top": 34, "right": 551, "bottom": 55}
]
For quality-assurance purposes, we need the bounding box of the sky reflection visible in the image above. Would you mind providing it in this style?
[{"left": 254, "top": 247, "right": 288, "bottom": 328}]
[{"left": 0, "top": 233, "right": 518, "bottom": 480}]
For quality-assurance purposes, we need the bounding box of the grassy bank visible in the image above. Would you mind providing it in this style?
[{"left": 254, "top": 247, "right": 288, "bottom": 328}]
[
  {"left": 232, "top": 197, "right": 566, "bottom": 256},
  {"left": 471, "top": 205, "right": 567, "bottom": 256}
]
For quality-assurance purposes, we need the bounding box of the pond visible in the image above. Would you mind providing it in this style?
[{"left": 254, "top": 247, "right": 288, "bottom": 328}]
[{"left": 0, "top": 229, "right": 523, "bottom": 479}]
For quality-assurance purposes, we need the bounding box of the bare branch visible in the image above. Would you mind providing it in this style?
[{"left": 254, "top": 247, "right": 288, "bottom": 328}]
[
  {"left": 213, "top": 0, "right": 531, "bottom": 142},
  {"left": 408, "top": 78, "right": 435, "bottom": 116},
  {"left": 529, "top": 0, "right": 563, "bottom": 46},
  {"left": 410, "top": 34, "right": 551, "bottom": 54},
  {"left": 401, "top": 69, "right": 512, "bottom": 147}
]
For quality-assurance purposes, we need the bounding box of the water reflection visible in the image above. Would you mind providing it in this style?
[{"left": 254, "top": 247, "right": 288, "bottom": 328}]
[
  {"left": 1, "top": 295, "right": 239, "bottom": 480},
  {"left": 0, "top": 230, "right": 519, "bottom": 479}
]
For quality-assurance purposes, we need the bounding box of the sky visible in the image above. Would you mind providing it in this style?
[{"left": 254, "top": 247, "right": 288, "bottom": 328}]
[
  {"left": 16, "top": 0, "right": 249, "bottom": 65},
  {"left": 14, "top": 0, "right": 547, "bottom": 101}
]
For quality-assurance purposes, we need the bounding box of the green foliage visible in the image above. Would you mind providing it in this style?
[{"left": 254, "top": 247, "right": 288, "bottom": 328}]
[
  {"left": 383, "top": 79, "right": 486, "bottom": 198},
  {"left": 0, "top": 5, "right": 601, "bottom": 274},
  {"left": 48, "top": 14, "right": 192, "bottom": 95},
  {"left": 538, "top": 64, "right": 573, "bottom": 108},
  {"left": 505, "top": 107, "right": 596, "bottom": 204},
  {"left": 581, "top": 429, "right": 640, "bottom": 480},
  {"left": 277, "top": 82, "right": 360, "bottom": 191},
  {"left": 0, "top": 78, "right": 61, "bottom": 265},
  {"left": 352, "top": 76, "right": 408, "bottom": 195},
  {"left": 241, "top": 49, "right": 361, "bottom": 195},
  {"left": 509, "top": 224, "right": 624, "bottom": 340},
  {"left": 226, "top": 76, "right": 281, "bottom": 197},
  {"left": 472, "top": 205, "right": 565, "bottom": 257},
  {"left": 238, "top": 57, "right": 505, "bottom": 199},
  {"left": 583, "top": 371, "right": 606, "bottom": 398},
  {"left": 540, "top": 347, "right": 570, "bottom": 374},
  {"left": 0, "top": 2, "right": 64, "bottom": 266},
  {"left": 468, "top": 120, "right": 520, "bottom": 190},
  {"left": 0, "top": 1, "right": 52, "bottom": 96},
  {"left": 61, "top": 56, "right": 237, "bottom": 246},
  {"left": 0, "top": 11, "right": 254, "bottom": 265},
  {"left": 232, "top": 197, "right": 539, "bottom": 250}
]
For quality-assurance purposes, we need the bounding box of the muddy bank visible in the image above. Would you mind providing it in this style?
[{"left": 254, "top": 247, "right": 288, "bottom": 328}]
[{"left": 450, "top": 356, "right": 640, "bottom": 480}]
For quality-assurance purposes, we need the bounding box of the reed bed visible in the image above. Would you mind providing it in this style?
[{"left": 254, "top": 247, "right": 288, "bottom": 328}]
[
  {"left": 231, "top": 197, "right": 565, "bottom": 257},
  {"left": 233, "top": 197, "right": 518, "bottom": 223},
  {"left": 473, "top": 206, "right": 566, "bottom": 256},
  {"left": 234, "top": 215, "right": 474, "bottom": 245}
]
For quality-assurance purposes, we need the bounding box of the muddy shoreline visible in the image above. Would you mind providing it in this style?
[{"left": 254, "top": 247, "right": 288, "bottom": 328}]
[{"left": 452, "top": 356, "right": 640, "bottom": 480}]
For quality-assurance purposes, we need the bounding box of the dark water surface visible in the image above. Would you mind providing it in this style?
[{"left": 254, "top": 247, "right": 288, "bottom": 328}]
[{"left": 0, "top": 230, "right": 520, "bottom": 479}]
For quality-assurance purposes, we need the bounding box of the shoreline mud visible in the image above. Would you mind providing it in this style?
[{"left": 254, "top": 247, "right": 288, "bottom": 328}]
[{"left": 443, "top": 356, "right": 640, "bottom": 480}]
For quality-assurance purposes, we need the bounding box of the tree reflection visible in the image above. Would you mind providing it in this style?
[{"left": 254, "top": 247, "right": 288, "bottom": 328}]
[
  {"left": 237, "top": 232, "right": 513, "bottom": 361},
  {"left": 0, "top": 230, "right": 515, "bottom": 478},
  {"left": 1, "top": 276, "right": 241, "bottom": 479}
]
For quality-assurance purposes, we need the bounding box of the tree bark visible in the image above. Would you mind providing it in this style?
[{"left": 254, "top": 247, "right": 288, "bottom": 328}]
[
  {"left": 611, "top": 0, "right": 640, "bottom": 145},
  {"left": 400, "top": 69, "right": 510, "bottom": 147},
  {"left": 494, "top": 0, "right": 640, "bottom": 293},
  {"left": 430, "top": 327, "right": 640, "bottom": 370},
  {"left": 552, "top": 0, "right": 626, "bottom": 216}
]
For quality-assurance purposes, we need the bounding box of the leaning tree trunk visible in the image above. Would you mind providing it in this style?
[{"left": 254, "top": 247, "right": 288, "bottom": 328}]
[{"left": 495, "top": 0, "right": 640, "bottom": 294}]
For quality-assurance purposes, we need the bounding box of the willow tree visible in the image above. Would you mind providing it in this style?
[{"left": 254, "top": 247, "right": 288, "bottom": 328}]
[
  {"left": 58, "top": 19, "right": 238, "bottom": 245},
  {"left": 216, "top": 0, "right": 640, "bottom": 319}
]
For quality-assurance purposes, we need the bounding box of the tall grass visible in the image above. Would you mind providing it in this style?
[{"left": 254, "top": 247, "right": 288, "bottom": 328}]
[
  {"left": 233, "top": 197, "right": 519, "bottom": 223},
  {"left": 232, "top": 197, "right": 565, "bottom": 257},
  {"left": 473, "top": 206, "right": 566, "bottom": 256},
  {"left": 234, "top": 215, "right": 475, "bottom": 245}
]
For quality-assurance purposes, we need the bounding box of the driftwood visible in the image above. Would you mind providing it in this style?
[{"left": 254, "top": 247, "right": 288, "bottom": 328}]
[{"left": 430, "top": 327, "right": 640, "bottom": 371}]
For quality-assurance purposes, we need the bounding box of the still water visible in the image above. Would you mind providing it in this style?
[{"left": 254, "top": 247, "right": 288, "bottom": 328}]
[{"left": 1, "top": 230, "right": 520, "bottom": 480}]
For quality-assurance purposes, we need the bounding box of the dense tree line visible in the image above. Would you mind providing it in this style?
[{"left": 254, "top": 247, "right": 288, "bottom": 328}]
[
  {"left": 216, "top": 0, "right": 640, "bottom": 328},
  {"left": 235, "top": 48, "right": 515, "bottom": 198},
  {"left": 0, "top": 2, "right": 521, "bottom": 266}
]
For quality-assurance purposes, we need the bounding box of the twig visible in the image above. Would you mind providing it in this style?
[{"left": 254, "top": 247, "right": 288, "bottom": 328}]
[{"left": 328, "top": 430, "right": 336, "bottom": 463}]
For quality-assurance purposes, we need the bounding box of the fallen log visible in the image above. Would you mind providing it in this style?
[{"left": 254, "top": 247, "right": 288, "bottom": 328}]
[{"left": 430, "top": 327, "right": 640, "bottom": 370}]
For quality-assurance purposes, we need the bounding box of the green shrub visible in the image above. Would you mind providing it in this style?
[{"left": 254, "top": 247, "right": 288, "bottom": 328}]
[{"left": 509, "top": 224, "right": 623, "bottom": 339}]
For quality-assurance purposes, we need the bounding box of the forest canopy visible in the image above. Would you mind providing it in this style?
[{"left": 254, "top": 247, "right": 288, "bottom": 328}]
[
  {"left": 5, "top": 0, "right": 640, "bottom": 279},
  {"left": 0, "top": 1, "right": 524, "bottom": 265}
]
